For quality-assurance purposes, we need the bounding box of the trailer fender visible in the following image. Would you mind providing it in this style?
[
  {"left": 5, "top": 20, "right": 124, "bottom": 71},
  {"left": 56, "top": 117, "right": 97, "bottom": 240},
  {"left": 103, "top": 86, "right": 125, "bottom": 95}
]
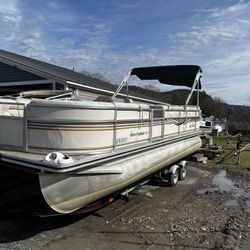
[
  {"left": 168, "top": 164, "right": 180, "bottom": 174},
  {"left": 166, "top": 165, "right": 179, "bottom": 187},
  {"left": 178, "top": 160, "right": 187, "bottom": 180},
  {"left": 178, "top": 160, "right": 187, "bottom": 168}
]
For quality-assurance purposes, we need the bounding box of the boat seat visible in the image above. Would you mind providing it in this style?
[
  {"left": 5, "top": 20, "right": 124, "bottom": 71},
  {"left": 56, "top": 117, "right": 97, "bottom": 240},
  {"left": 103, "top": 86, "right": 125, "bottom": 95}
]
[
  {"left": 94, "top": 95, "right": 113, "bottom": 102},
  {"left": 124, "top": 98, "right": 133, "bottom": 103}
]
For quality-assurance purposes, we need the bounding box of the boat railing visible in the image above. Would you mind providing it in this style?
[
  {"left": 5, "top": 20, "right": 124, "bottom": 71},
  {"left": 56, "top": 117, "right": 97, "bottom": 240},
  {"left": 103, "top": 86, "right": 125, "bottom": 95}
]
[
  {"left": 0, "top": 99, "right": 201, "bottom": 153},
  {"left": 0, "top": 101, "right": 28, "bottom": 151},
  {"left": 149, "top": 107, "right": 166, "bottom": 142},
  {"left": 113, "top": 103, "right": 118, "bottom": 150}
]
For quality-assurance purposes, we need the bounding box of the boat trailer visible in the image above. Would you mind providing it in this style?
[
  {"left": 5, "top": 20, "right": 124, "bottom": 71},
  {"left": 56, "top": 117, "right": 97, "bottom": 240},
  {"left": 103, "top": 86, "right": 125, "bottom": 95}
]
[{"left": 227, "top": 134, "right": 250, "bottom": 164}]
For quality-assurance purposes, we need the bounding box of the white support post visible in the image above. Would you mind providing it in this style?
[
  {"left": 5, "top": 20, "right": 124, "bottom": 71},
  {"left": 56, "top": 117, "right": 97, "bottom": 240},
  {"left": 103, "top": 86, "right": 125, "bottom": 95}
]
[
  {"left": 185, "top": 71, "right": 202, "bottom": 107},
  {"left": 197, "top": 80, "right": 200, "bottom": 108},
  {"left": 23, "top": 104, "right": 28, "bottom": 152},
  {"left": 52, "top": 81, "right": 56, "bottom": 90},
  {"left": 64, "top": 84, "right": 69, "bottom": 91}
]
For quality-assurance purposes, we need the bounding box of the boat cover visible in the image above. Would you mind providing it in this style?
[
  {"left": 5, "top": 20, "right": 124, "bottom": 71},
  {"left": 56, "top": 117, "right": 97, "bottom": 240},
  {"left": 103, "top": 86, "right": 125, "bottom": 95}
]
[{"left": 131, "top": 65, "right": 201, "bottom": 88}]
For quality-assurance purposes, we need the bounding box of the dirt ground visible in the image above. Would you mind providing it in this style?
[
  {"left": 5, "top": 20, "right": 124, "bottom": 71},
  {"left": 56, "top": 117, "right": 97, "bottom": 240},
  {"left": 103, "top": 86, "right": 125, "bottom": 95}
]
[{"left": 0, "top": 165, "right": 249, "bottom": 250}]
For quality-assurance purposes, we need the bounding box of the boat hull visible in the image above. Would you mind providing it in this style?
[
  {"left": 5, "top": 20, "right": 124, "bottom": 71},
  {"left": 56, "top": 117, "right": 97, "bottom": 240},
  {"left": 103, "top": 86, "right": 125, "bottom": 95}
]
[{"left": 39, "top": 136, "right": 201, "bottom": 214}]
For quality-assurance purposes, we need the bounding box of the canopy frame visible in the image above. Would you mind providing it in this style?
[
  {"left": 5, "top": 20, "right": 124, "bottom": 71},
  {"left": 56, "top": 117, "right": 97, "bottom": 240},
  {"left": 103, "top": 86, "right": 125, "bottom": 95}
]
[{"left": 112, "top": 65, "right": 202, "bottom": 107}]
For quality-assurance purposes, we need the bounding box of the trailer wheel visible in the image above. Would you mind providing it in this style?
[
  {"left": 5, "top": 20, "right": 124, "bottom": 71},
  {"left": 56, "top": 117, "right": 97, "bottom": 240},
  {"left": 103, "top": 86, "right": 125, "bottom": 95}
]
[
  {"left": 179, "top": 167, "right": 187, "bottom": 181},
  {"left": 168, "top": 168, "right": 179, "bottom": 187}
]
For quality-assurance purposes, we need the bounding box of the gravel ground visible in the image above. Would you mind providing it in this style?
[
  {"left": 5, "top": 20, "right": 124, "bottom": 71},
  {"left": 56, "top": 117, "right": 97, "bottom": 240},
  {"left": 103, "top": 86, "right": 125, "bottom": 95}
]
[{"left": 0, "top": 165, "right": 249, "bottom": 250}]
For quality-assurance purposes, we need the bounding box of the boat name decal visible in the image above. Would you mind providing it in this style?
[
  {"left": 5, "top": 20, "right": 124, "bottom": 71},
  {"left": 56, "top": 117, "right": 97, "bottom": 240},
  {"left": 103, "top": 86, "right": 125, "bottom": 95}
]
[
  {"left": 130, "top": 131, "right": 149, "bottom": 137},
  {"left": 116, "top": 137, "right": 128, "bottom": 144}
]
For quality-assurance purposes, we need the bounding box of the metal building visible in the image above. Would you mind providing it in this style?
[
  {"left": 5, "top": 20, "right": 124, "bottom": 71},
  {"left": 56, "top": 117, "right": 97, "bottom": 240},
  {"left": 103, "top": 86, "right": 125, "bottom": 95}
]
[{"left": 0, "top": 50, "right": 115, "bottom": 95}]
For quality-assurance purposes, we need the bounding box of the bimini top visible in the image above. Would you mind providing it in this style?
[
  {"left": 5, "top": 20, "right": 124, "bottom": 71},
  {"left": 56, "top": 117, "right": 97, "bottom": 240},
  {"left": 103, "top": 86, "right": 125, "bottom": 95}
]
[{"left": 131, "top": 65, "right": 202, "bottom": 89}]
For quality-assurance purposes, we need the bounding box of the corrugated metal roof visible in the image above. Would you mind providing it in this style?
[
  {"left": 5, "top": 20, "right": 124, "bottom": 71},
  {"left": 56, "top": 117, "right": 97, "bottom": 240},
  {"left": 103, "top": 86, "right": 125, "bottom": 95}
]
[
  {"left": 0, "top": 50, "right": 116, "bottom": 92},
  {"left": 0, "top": 62, "right": 44, "bottom": 83}
]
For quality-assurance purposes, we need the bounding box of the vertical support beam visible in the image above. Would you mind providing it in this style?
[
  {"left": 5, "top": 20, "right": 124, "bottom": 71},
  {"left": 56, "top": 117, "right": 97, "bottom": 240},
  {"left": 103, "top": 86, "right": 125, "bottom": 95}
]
[
  {"left": 185, "top": 71, "right": 201, "bottom": 107},
  {"left": 149, "top": 109, "right": 153, "bottom": 143},
  {"left": 162, "top": 107, "right": 165, "bottom": 139},
  {"left": 197, "top": 80, "right": 200, "bottom": 109},
  {"left": 23, "top": 104, "right": 28, "bottom": 152},
  {"left": 178, "top": 110, "right": 181, "bottom": 134},
  {"left": 64, "top": 84, "right": 69, "bottom": 91},
  {"left": 113, "top": 104, "right": 118, "bottom": 150},
  {"left": 52, "top": 81, "right": 56, "bottom": 90},
  {"left": 195, "top": 110, "right": 197, "bottom": 131},
  {"left": 237, "top": 135, "right": 241, "bottom": 164},
  {"left": 126, "top": 81, "right": 129, "bottom": 98},
  {"left": 196, "top": 80, "right": 200, "bottom": 132}
]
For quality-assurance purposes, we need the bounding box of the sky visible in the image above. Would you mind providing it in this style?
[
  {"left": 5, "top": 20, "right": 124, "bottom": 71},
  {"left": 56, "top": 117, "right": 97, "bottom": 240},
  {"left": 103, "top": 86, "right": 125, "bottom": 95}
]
[{"left": 0, "top": 0, "right": 250, "bottom": 105}]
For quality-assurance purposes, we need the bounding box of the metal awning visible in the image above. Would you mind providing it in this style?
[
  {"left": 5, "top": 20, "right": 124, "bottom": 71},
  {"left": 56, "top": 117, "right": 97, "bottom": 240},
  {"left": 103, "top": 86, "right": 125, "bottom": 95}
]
[
  {"left": 112, "top": 64, "right": 202, "bottom": 106},
  {"left": 131, "top": 65, "right": 202, "bottom": 89}
]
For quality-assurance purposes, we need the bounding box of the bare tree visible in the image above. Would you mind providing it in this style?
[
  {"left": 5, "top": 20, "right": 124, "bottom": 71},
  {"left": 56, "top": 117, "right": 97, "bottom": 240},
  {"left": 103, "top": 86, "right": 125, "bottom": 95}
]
[{"left": 81, "top": 70, "right": 109, "bottom": 82}]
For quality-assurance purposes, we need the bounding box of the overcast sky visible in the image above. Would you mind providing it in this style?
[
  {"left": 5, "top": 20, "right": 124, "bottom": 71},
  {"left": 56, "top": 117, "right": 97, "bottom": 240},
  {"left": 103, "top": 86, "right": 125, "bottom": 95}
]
[{"left": 0, "top": 0, "right": 250, "bottom": 105}]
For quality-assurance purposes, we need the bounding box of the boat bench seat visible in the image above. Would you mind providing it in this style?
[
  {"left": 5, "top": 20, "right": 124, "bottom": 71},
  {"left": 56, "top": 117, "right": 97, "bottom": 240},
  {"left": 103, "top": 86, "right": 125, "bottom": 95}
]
[{"left": 94, "top": 95, "right": 113, "bottom": 102}]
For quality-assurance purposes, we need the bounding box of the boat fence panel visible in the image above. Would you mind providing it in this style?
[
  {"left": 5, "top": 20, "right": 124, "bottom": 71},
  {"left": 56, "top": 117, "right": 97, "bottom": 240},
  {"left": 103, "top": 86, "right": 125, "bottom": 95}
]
[
  {"left": 0, "top": 98, "right": 201, "bottom": 154},
  {"left": 0, "top": 100, "right": 28, "bottom": 149}
]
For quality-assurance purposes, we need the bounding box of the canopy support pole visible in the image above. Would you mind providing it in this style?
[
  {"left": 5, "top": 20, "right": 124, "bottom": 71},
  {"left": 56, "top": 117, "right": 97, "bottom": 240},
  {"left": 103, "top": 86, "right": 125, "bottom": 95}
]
[
  {"left": 185, "top": 71, "right": 201, "bottom": 107},
  {"left": 112, "top": 70, "right": 132, "bottom": 100},
  {"left": 197, "top": 79, "right": 200, "bottom": 109}
]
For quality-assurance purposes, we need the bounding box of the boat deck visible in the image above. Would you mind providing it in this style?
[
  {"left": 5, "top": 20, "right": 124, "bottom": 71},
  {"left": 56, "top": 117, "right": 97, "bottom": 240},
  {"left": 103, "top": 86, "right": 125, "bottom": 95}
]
[{"left": 0, "top": 149, "right": 45, "bottom": 161}]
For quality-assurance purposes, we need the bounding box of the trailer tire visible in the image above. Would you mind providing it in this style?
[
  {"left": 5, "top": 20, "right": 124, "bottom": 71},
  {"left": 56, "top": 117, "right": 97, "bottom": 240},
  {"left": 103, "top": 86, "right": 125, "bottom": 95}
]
[
  {"left": 168, "top": 168, "right": 179, "bottom": 187},
  {"left": 179, "top": 167, "right": 187, "bottom": 181}
]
